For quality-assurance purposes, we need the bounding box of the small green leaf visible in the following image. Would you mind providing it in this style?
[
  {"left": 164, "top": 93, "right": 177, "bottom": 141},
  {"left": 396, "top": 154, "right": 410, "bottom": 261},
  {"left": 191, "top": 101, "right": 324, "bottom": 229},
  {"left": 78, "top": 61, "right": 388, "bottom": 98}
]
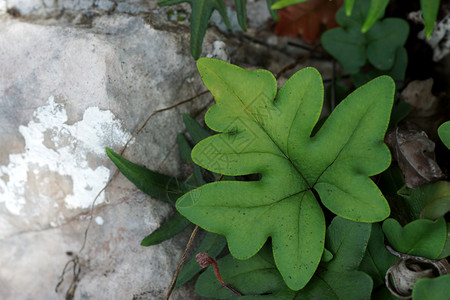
[
  {"left": 366, "top": 18, "right": 409, "bottom": 71},
  {"left": 361, "top": 0, "right": 388, "bottom": 33},
  {"left": 351, "top": 47, "right": 408, "bottom": 89},
  {"left": 438, "top": 223, "right": 450, "bottom": 259},
  {"left": 178, "top": 58, "right": 393, "bottom": 290},
  {"left": 398, "top": 181, "right": 450, "bottom": 220},
  {"left": 177, "top": 133, "right": 206, "bottom": 186},
  {"left": 382, "top": 217, "right": 447, "bottom": 259},
  {"left": 420, "top": 0, "right": 440, "bottom": 39},
  {"left": 158, "top": 0, "right": 231, "bottom": 59},
  {"left": 177, "top": 133, "right": 195, "bottom": 164},
  {"left": 266, "top": 0, "right": 280, "bottom": 21},
  {"left": 106, "top": 148, "right": 185, "bottom": 203},
  {"left": 195, "top": 245, "right": 287, "bottom": 298},
  {"left": 438, "top": 121, "right": 450, "bottom": 149},
  {"left": 321, "top": 248, "right": 333, "bottom": 263},
  {"left": 321, "top": 27, "right": 366, "bottom": 74},
  {"left": 183, "top": 113, "right": 211, "bottom": 144},
  {"left": 297, "top": 217, "right": 373, "bottom": 299},
  {"left": 175, "top": 231, "right": 227, "bottom": 289},
  {"left": 359, "top": 223, "right": 397, "bottom": 287},
  {"left": 141, "top": 212, "right": 192, "bottom": 246},
  {"left": 270, "top": 0, "right": 308, "bottom": 10},
  {"left": 234, "top": 0, "right": 247, "bottom": 31},
  {"left": 344, "top": 0, "right": 355, "bottom": 16},
  {"left": 412, "top": 274, "right": 450, "bottom": 300},
  {"left": 322, "top": 0, "right": 409, "bottom": 74},
  {"left": 325, "top": 216, "right": 372, "bottom": 272},
  {"left": 297, "top": 271, "right": 372, "bottom": 300}
]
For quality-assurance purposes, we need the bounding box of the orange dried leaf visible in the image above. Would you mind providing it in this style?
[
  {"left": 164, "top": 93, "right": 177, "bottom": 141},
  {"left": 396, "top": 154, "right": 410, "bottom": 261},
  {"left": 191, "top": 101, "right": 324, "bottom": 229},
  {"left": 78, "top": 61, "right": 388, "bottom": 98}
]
[{"left": 274, "top": 0, "right": 343, "bottom": 43}]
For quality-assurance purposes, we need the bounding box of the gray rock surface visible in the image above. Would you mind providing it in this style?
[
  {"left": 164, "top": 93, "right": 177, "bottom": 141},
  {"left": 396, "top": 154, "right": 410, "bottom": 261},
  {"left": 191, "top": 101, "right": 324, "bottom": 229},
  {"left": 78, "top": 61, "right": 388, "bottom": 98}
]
[
  {"left": 0, "top": 11, "right": 208, "bottom": 300},
  {"left": 0, "top": 1, "right": 331, "bottom": 299}
]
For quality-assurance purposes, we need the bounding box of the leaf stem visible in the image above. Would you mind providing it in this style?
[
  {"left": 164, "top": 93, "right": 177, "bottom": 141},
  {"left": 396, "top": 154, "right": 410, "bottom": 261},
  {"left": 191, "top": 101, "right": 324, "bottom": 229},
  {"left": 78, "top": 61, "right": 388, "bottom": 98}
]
[{"left": 196, "top": 252, "right": 242, "bottom": 296}]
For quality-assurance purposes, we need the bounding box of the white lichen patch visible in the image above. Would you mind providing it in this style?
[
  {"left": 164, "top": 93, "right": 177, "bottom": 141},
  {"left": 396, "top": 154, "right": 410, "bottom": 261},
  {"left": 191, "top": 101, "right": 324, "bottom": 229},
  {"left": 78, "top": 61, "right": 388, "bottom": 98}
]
[
  {"left": 0, "top": 96, "right": 132, "bottom": 215},
  {"left": 95, "top": 216, "right": 104, "bottom": 225}
]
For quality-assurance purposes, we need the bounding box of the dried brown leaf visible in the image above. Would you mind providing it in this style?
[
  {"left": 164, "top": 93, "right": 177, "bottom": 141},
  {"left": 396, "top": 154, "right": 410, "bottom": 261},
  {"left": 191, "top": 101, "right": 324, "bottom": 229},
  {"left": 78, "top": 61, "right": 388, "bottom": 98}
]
[
  {"left": 274, "top": 0, "right": 343, "bottom": 43},
  {"left": 399, "top": 79, "right": 449, "bottom": 140},
  {"left": 386, "top": 128, "right": 445, "bottom": 188}
]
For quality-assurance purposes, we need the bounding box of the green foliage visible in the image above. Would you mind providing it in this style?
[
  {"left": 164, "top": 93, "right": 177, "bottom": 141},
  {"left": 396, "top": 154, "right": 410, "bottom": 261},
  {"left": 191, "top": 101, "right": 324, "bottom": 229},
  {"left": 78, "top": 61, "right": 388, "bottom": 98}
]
[
  {"left": 234, "top": 0, "right": 248, "bottom": 31},
  {"left": 196, "top": 217, "right": 373, "bottom": 299},
  {"left": 105, "top": 148, "right": 187, "bottom": 203},
  {"left": 361, "top": 0, "right": 389, "bottom": 33},
  {"left": 176, "top": 58, "right": 393, "bottom": 290},
  {"left": 270, "top": 0, "right": 308, "bottom": 10},
  {"left": 321, "top": 0, "right": 409, "bottom": 79},
  {"left": 175, "top": 231, "right": 227, "bottom": 289},
  {"left": 158, "top": 0, "right": 232, "bottom": 59},
  {"left": 141, "top": 212, "right": 192, "bottom": 246},
  {"left": 195, "top": 243, "right": 290, "bottom": 299},
  {"left": 421, "top": 0, "right": 441, "bottom": 39},
  {"left": 412, "top": 274, "right": 450, "bottom": 300},
  {"left": 296, "top": 217, "right": 373, "bottom": 299},
  {"left": 344, "top": 0, "right": 355, "bottom": 16},
  {"left": 382, "top": 217, "right": 448, "bottom": 259},
  {"left": 359, "top": 223, "right": 397, "bottom": 287},
  {"left": 398, "top": 181, "right": 450, "bottom": 220},
  {"left": 158, "top": 0, "right": 279, "bottom": 59},
  {"left": 343, "top": 0, "right": 439, "bottom": 36},
  {"left": 438, "top": 121, "right": 450, "bottom": 149}
]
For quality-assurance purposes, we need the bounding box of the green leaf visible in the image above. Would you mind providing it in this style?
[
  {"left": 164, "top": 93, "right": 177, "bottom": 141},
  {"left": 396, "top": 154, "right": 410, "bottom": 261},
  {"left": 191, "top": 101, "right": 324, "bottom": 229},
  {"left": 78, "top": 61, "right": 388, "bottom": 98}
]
[
  {"left": 296, "top": 271, "right": 373, "bottom": 300},
  {"left": 382, "top": 217, "right": 447, "bottom": 259},
  {"left": 365, "top": 19, "right": 409, "bottom": 70},
  {"left": 177, "top": 133, "right": 206, "bottom": 187},
  {"left": 270, "top": 0, "right": 308, "bottom": 10},
  {"left": 359, "top": 223, "right": 397, "bottom": 287},
  {"left": 266, "top": 0, "right": 280, "bottom": 21},
  {"left": 438, "top": 121, "right": 450, "bottom": 149},
  {"left": 398, "top": 181, "right": 450, "bottom": 220},
  {"left": 140, "top": 211, "right": 192, "bottom": 246},
  {"left": 420, "top": 0, "right": 440, "bottom": 39},
  {"left": 178, "top": 58, "right": 393, "bottom": 290},
  {"left": 351, "top": 47, "right": 408, "bottom": 89},
  {"left": 296, "top": 217, "right": 373, "bottom": 299},
  {"left": 321, "top": 27, "right": 366, "bottom": 74},
  {"left": 412, "top": 274, "right": 450, "bottom": 300},
  {"left": 196, "top": 217, "right": 373, "bottom": 299},
  {"left": 325, "top": 217, "right": 372, "bottom": 272},
  {"left": 344, "top": 0, "right": 355, "bottom": 16},
  {"left": 106, "top": 148, "right": 186, "bottom": 203},
  {"left": 234, "top": 0, "right": 247, "bottom": 31},
  {"left": 438, "top": 223, "right": 450, "bottom": 259},
  {"left": 372, "top": 286, "right": 403, "bottom": 300},
  {"left": 175, "top": 231, "right": 227, "bottom": 289},
  {"left": 321, "top": 248, "right": 333, "bottom": 263},
  {"left": 322, "top": 0, "right": 409, "bottom": 74},
  {"left": 361, "top": 0, "right": 388, "bottom": 33},
  {"left": 183, "top": 113, "right": 211, "bottom": 144},
  {"left": 158, "top": 0, "right": 231, "bottom": 59},
  {"left": 195, "top": 244, "right": 288, "bottom": 298},
  {"left": 177, "top": 133, "right": 195, "bottom": 164}
]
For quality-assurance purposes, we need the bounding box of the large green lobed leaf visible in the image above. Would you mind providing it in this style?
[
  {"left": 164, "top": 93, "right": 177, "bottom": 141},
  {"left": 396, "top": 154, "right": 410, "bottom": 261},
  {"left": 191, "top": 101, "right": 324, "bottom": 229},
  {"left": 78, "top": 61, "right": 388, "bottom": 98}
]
[{"left": 177, "top": 58, "right": 393, "bottom": 290}]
